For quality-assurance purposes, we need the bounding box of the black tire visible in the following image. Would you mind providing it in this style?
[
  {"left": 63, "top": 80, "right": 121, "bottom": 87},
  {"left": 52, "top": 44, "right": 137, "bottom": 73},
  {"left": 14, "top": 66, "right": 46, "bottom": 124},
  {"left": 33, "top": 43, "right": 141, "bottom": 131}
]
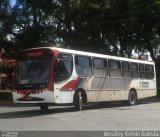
[
  {"left": 74, "top": 92, "right": 83, "bottom": 111},
  {"left": 40, "top": 105, "right": 49, "bottom": 112},
  {"left": 128, "top": 90, "right": 137, "bottom": 106}
]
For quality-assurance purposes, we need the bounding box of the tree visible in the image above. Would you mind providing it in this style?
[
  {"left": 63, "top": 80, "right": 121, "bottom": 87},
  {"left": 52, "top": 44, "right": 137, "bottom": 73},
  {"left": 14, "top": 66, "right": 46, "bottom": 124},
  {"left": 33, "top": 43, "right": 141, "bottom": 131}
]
[
  {"left": 2, "top": 0, "right": 160, "bottom": 61},
  {"left": 0, "top": 0, "right": 15, "bottom": 52}
]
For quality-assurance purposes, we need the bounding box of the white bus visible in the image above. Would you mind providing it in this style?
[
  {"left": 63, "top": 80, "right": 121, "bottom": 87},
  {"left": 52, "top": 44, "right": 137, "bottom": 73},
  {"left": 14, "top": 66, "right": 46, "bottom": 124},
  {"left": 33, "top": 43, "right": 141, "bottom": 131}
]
[{"left": 13, "top": 47, "right": 157, "bottom": 111}]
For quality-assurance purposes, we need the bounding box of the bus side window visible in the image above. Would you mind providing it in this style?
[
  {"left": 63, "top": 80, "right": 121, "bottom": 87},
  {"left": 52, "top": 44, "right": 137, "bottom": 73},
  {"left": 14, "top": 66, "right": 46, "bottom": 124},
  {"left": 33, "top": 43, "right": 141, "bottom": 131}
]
[
  {"left": 131, "top": 63, "right": 139, "bottom": 79},
  {"left": 122, "top": 61, "right": 131, "bottom": 78},
  {"left": 139, "top": 64, "right": 145, "bottom": 79},
  {"left": 93, "top": 58, "right": 107, "bottom": 77},
  {"left": 108, "top": 60, "right": 121, "bottom": 77},
  {"left": 145, "top": 65, "right": 154, "bottom": 79},
  {"left": 75, "top": 56, "right": 92, "bottom": 76}
]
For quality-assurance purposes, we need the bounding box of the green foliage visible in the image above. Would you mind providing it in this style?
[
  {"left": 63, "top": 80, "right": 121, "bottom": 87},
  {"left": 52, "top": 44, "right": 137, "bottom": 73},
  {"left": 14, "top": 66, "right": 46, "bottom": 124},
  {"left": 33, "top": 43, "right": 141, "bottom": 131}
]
[
  {"left": 0, "top": 0, "right": 15, "bottom": 51},
  {"left": 1, "top": 0, "right": 160, "bottom": 60}
]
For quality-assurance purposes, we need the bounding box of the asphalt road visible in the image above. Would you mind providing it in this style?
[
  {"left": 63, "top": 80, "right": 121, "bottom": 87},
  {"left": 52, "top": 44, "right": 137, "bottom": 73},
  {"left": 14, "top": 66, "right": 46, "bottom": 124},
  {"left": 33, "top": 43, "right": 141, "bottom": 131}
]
[{"left": 0, "top": 98, "right": 160, "bottom": 131}]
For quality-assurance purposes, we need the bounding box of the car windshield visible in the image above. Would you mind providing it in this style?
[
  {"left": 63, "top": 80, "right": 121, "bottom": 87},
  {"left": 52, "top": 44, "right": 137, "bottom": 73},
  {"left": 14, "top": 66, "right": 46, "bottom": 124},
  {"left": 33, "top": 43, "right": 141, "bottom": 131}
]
[{"left": 15, "top": 60, "right": 51, "bottom": 85}]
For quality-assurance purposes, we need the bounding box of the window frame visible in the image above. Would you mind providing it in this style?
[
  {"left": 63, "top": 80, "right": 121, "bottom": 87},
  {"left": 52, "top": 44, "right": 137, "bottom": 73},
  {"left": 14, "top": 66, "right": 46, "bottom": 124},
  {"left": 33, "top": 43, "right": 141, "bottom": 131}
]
[
  {"left": 122, "top": 61, "right": 131, "bottom": 79},
  {"left": 131, "top": 62, "right": 139, "bottom": 79},
  {"left": 145, "top": 64, "right": 154, "bottom": 79},
  {"left": 93, "top": 58, "right": 107, "bottom": 77},
  {"left": 139, "top": 63, "right": 145, "bottom": 79},
  {"left": 75, "top": 55, "right": 92, "bottom": 76},
  {"left": 54, "top": 53, "right": 73, "bottom": 83},
  {"left": 108, "top": 59, "right": 122, "bottom": 78}
]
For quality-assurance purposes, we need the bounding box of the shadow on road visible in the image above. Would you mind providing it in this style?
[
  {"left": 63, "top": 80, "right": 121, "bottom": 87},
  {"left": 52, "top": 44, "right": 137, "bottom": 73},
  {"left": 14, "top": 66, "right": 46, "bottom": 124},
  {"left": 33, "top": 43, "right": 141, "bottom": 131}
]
[
  {"left": 0, "top": 107, "right": 75, "bottom": 119},
  {"left": 0, "top": 97, "right": 160, "bottom": 119}
]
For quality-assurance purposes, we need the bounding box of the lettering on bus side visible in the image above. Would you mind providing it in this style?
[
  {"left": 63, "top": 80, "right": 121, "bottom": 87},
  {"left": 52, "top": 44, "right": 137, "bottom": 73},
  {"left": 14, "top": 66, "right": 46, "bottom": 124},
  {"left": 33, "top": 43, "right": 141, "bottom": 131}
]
[{"left": 142, "top": 82, "right": 149, "bottom": 88}]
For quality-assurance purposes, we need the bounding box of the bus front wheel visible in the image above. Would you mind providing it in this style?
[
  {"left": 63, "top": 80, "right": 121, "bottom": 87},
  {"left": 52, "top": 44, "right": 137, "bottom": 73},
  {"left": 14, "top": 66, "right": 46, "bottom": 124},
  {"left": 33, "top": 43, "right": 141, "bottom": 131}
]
[
  {"left": 128, "top": 90, "right": 137, "bottom": 106},
  {"left": 40, "top": 104, "right": 49, "bottom": 112},
  {"left": 74, "top": 91, "right": 83, "bottom": 111}
]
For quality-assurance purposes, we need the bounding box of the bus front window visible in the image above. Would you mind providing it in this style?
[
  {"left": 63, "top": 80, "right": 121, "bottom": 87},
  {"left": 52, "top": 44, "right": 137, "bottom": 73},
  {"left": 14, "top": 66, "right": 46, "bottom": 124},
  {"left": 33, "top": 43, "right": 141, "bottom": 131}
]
[
  {"left": 54, "top": 53, "right": 73, "bottom": 83},
  {"left": 54, "top": 60, "right": 73, "bottom": 82},
  {"left": 15, "top": 60, "right": 51, "bottom": 89}
]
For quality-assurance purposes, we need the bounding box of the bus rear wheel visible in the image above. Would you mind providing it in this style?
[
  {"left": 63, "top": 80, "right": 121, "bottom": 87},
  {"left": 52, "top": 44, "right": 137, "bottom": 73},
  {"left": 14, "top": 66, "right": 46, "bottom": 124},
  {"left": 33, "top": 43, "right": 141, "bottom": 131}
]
[{"left": 128, "top": 90, "right": 137, "bottom": 106}]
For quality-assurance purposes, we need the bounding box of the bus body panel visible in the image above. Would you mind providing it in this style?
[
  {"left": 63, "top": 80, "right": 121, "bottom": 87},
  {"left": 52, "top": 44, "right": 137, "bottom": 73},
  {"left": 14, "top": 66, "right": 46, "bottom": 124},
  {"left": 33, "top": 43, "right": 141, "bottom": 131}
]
[
  {"left": 130, "top": 79, "right": 156, "bottom": 99},
  {"left": 54, "top": 90, "right": 74, "bottom": 104},
  {"left": 13, "top": 47, "right": 157, "bottom": 105},
  {"left": 13, "top": 90, "right": 54, "bottom": 103}
]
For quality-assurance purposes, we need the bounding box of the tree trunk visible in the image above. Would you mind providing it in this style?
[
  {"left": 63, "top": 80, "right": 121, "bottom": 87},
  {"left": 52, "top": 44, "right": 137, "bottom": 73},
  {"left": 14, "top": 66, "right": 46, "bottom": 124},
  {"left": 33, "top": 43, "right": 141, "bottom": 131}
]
[{"left": 145, "top": 40, "right": 157, "bottom": 63}]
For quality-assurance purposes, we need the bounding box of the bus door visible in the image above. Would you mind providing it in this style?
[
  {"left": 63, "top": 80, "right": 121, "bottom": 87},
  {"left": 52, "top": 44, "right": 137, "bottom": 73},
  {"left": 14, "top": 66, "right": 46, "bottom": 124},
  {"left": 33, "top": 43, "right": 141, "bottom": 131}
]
[{"left": 108, "top": 60, "right": 123, "bottom": 101}]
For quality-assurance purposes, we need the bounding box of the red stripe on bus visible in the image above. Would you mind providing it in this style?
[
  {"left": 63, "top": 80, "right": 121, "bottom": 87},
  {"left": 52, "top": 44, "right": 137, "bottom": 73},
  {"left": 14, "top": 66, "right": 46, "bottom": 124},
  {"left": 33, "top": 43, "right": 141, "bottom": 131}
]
[
  {"left": 14, "top": 88, "right": 47, "bottom": 94},
  {"left": 53, "top": 49, "right": 59, "bottom": 56},
  {"left": 60, "top": 77, "right": 80, "bottom": 91}
]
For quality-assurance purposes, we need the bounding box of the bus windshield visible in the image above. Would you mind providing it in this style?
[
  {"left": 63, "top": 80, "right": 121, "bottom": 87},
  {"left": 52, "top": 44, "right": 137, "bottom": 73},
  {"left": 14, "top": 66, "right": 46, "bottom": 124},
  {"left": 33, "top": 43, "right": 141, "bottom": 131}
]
[
  {"left": 15, "top": 59, "right": 51, "bottom": 89},
  {"left": 14, "top": 49, "right": 53, "bottom": 89}
]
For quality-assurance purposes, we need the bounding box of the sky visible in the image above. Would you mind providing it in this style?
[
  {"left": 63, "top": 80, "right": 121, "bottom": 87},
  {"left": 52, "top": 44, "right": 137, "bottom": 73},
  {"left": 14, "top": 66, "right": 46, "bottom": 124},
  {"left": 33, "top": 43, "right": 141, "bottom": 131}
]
[{"left": 10, "top": 0, "right": 16, "bottom": 7}]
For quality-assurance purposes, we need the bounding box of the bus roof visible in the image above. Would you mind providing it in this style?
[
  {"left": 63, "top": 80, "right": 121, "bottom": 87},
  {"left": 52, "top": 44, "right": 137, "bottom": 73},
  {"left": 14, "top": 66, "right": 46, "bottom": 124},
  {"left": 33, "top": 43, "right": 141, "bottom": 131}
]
[{"left": 23, "top": 47, "right": 155, "bottom": 65}]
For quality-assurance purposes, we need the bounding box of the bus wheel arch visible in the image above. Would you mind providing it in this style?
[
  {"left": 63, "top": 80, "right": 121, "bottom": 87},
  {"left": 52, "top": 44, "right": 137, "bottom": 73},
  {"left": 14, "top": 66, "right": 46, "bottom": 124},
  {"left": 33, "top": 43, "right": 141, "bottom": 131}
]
[
  {"left": 73, "top": 88, "right": 87, "bottom": 111},
  {"left": 128, "top": 88, "right": 137, "bottom": 106}
]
